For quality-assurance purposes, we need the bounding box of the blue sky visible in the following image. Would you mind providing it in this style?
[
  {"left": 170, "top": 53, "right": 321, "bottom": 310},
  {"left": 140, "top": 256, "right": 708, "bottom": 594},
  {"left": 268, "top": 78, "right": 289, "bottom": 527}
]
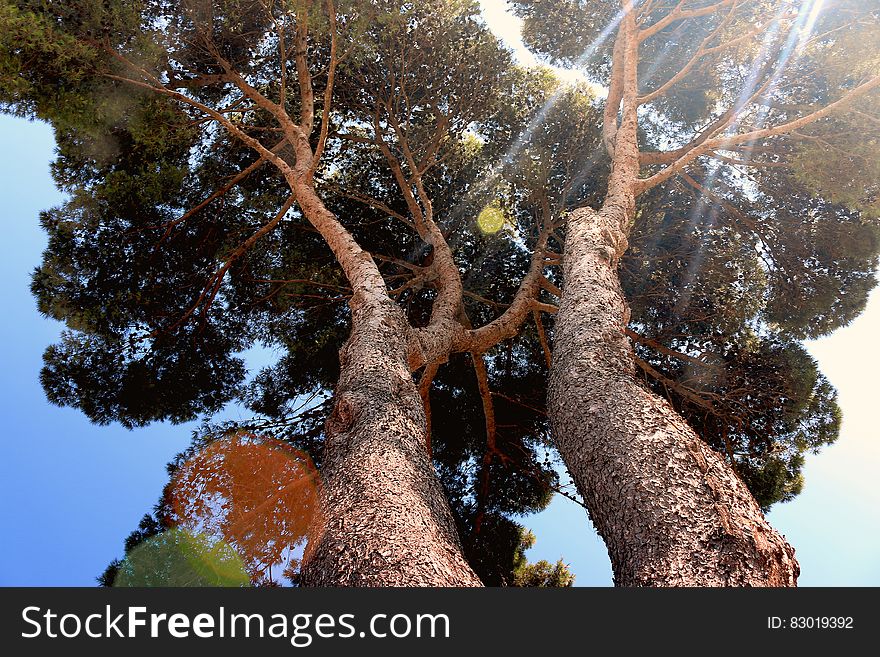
[{"left": 0, "top": 116, "right": 197, "bottom": 585}]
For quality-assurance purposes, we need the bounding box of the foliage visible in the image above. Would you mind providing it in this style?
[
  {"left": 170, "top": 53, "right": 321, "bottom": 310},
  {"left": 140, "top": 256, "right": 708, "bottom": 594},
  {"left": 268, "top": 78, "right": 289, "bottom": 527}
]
[
  {"left": 512, "top": 530, "right": 574, "bottom": 587},
  {"left": 3, "top": 0, "right": 878, "bottom": 581}
]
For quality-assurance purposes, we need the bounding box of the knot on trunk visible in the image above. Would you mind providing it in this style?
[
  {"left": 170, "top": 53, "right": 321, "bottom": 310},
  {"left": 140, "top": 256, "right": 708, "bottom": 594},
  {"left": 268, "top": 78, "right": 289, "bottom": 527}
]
[
  {"left": 598, "top": 226, "right": 628, "bottom": 265},
  {"left": 327, "top": 394, "right": 356, "bottom": 435}
]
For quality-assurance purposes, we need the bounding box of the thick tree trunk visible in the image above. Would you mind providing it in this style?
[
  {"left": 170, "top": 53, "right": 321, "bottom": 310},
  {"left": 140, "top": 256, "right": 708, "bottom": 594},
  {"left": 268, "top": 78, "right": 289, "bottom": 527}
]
[
  {"left": 299, "top": 291, "right": 482, "bottom": 586},
  {"left": 547, "top": 206, "right": 799, "bottom": 586}
]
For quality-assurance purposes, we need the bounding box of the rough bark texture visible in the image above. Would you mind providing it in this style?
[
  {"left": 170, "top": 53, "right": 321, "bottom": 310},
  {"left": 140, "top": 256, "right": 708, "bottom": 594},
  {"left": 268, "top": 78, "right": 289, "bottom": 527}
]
[
  {"left": 299, "top": 291, "right": 482, "bottom": 586},
  {"left": 547, "top": 206, "right": 799, "bottom": 586}
]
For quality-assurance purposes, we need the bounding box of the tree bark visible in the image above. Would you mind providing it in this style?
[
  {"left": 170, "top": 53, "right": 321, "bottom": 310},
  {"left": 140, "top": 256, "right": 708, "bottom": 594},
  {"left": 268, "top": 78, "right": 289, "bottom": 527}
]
[
  {"left": 299, "top": 290, "right": 482, "bottom": 586},
  {"left": 546, "top": 206, "right": 799, "bottom": 586}
]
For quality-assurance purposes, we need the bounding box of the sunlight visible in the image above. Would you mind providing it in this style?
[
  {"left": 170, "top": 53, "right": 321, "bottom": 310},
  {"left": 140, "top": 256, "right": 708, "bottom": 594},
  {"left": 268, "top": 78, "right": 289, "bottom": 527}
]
[
  {"left": 669, "top": 160, "right": 724, "bottom": 321},
  {"left": 800, "top": 0, "right": 826, "bottom": 45},
  {"left": 478, "top": 0, "right": 591, "bottom": 86},
  {"left": 722, "top": 0, "right": 828, "bottom": 169},
  {"left": 677, "top": 1, "right": 830, "bottom": 318},
  {"left": 772, "top": 0, "right": 827, "bottom": 82},
  {"left": 728, "top": 3, "right": 790, "bottom": 123},
  {"left": 463, "top": 2, "right": 627, "bottom": 226},
  {"left": 639, "top": 39, "right": 678, "bottom": 90},
  {"left": 492, "top": 0, "right": 625, "bottom": 172}
]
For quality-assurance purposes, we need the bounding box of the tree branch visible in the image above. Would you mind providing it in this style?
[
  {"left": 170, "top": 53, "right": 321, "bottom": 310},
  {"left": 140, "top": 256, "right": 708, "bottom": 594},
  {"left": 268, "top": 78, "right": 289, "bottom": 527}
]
[
  {"left": 418, "top": 360, "right": 441, "bottom": 457},
  {"left": 466, "top": 229, "right": 552, "bottom": 353},
  {"left": 154, "top": 139, "right": 288, "bottom": 244},
  {"left": 533, "top": 310, "right": 552, "bottom": 368},
  {"left": 639, "top": 0, "right": 736, "bottom": 42},
  {"left": 309, "top": 0, "right": 338, "bottom": 177},
  {"left": 636, "top": 74, "right": 880, "bottom": 193},
  {"left": 471, "top": 350, "right": 497, "bottom": 537}
]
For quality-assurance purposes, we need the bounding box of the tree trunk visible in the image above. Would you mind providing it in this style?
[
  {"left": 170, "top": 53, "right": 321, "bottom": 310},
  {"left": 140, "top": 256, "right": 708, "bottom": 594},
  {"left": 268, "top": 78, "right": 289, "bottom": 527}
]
[
  {"left": 299, "top": 291, "right": 482, "bottom": 586},
  {"left": 547, "top": 206, "right": 799, "bottom": 586}
]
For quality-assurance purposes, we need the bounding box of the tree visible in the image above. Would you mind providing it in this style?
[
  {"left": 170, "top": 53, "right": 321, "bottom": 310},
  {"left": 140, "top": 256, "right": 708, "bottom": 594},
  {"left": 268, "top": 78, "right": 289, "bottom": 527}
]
[
  {"left": 512, "top": 531, "right": 575, "bottom": 586},
  {"left": 3, "top": 0, "right": 875, "bottom": 588},
  {"left": 511, "top": 0, "right": 880, "bottom": 585},
  {"left": 93, "top": 70, "right": 592, "bottom": 590},
  {"left": 1, "top": 0, "right": 573, "bottom": 585},
  {"left": 98, "top": 419, "right": 574, "bottom": 586}
]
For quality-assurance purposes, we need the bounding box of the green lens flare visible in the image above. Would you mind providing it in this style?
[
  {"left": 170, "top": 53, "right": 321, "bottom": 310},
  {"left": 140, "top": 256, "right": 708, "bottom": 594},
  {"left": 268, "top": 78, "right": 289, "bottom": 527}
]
[{"left": 113, "top": 528, "right": 250, "bottom": 587}]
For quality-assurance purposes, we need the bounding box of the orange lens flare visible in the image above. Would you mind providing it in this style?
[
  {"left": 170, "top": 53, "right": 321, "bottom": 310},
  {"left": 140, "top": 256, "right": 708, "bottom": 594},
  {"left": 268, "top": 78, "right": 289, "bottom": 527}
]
[{"left": 166, "top": 432, "right": 324, "bottom": 585}]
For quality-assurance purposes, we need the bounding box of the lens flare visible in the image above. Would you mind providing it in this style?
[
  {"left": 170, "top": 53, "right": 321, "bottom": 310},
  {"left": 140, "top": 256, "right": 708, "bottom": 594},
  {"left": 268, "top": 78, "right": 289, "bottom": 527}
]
[
  {"left": 477, "top": 204, "right": 506, "bottom": 233},
  {"left": 167, "top": 432, "right": 324, "bottom": 585},
  {"left": 113, "top": 528, "right": 250, "bottom": 587}
]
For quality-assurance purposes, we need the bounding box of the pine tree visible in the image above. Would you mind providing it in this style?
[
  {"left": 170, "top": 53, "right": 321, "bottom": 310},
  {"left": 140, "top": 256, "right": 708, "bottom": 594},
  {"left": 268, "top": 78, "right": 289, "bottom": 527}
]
[
  {"left": 1, "top": 0, "right": 567, "bottom": 585},
  {"left": 511, "top": 0, "right": 879, "bottom": 585},
  {"left": 2, "top": 0, "right": 876, "bottom": 586}
]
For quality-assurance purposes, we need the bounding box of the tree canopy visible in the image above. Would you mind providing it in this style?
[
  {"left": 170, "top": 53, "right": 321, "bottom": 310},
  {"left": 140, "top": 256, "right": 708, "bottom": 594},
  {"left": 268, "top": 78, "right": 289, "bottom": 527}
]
[{"left": 2, "top": 0, "right": 878, "bottom": 584}]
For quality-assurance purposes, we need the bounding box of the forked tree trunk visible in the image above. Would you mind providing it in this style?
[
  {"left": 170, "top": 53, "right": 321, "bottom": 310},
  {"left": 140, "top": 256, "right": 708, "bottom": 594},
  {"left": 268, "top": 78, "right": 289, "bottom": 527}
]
[
  {"left": 299, "top": 290, "right": 482, "bottom": 586},
  {"left": 547, "top": 206, "right": 799, "bottom": 586}
]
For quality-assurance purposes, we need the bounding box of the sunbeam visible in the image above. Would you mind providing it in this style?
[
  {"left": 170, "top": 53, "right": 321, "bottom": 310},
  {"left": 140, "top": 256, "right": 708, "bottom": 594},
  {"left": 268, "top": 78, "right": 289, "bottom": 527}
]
[
  {"left": 675, "top": 1, "right": 832, "bottom": 304},
  {"left": 748, "top": 0, "right": 829, "bottom": 131},
  {"left": 457, "top": 2, "right": 631, "bottom": 238}
]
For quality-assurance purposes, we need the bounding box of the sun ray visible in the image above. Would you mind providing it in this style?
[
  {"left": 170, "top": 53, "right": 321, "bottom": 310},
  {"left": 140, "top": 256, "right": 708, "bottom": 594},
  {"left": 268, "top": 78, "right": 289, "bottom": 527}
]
[{"left": 456, "top": 3, "right": 631, "bottom": 234}]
